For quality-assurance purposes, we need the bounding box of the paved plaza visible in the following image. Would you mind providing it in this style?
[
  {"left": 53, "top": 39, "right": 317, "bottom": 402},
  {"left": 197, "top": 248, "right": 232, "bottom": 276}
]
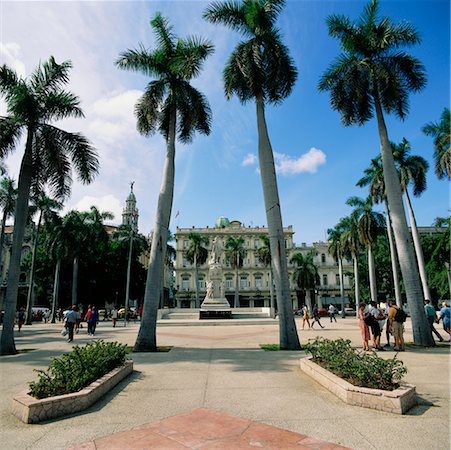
[{"left": 0, "top": 317, "right": 449, "bottom": 449}]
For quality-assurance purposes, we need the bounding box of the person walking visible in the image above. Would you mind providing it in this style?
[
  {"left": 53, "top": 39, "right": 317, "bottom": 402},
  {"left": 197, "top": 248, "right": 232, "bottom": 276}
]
[
  {"left": 358, "top": 302, "right": 370, "bottom": 351},
  {"left": 300, "top": 304, "right": 310, "bottom": 330},
  {"left": 65, "top": 305, "right": 78, "bottom": 343},
  {"left": 88, "top": 306, "right": 99, "bottom": 336},
  {"left": 369, "top": 301, "right": 385, "bottom": 351},
  {"left": 16, "top": 307, "right": 26, "bottom": 332},
  {"left": 437, "top": 302, "right": 451, "bottom": 342},
  {"left": 424, "top": 299, "right": 443, "bottom": 342},
  {"left": 311, "top": 304, "right": 324, "bottom": 329},
  {"left": 111, "top": 306, "right": 118, "bottom": 328},
  {"left": 328, "top": 304, "right": 337, "bottom": 323},
  {"left": 85, "top": 305, "right": 93, "bottom": 335}
]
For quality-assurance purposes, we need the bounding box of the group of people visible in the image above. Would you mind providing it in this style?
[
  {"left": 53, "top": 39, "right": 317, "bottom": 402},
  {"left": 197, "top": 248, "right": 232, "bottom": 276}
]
[
  {"left": 64, "top": 304, "right": 99, "bottom": 343},
  {"left": 358, "top": 299, "right": 451, "bottom": 352},
  {"left": 298, "top": 304, "right": 325, "bottom": 329}
]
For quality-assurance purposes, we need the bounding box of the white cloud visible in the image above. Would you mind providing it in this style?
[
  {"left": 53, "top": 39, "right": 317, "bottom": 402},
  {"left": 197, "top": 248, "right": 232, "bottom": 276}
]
[
  {"left": 242, "top": 153, "right": 257, "bottom": 166},
  {"left": 87, "top": 90, "right": 143, "bottom": 146},
  {"left": 274, "top": 148, "right": 326, "bottom": 175},
  {"left": 70, "top": 195, "right": 123, "bottom": 224},
  {"left": 0, "top": 42, "right": 26, "bottom": 78}
]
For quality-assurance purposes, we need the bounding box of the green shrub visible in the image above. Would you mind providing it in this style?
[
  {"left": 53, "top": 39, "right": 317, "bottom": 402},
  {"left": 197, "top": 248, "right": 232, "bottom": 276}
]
[
  {"left": 303, "top": 338, "right": 407, "bottom": 391},
  {"left": 29, "top": 341, "right": 128, "bottom": 399}
]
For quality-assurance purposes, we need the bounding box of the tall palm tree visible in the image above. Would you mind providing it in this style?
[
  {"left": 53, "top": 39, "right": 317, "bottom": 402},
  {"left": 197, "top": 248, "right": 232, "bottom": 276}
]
[
  {"left": 347, "top": 196, "right": 385, "bottom": 304},
  {"left": 185, "top": 232, "right": 209, "bottom": 308},
  {"left": 339, "top": 215, "right": 361, "bottom": 314},
  {"left": 116, "top": 13, "right": 213, "bottom": 352},
  {"left": 257, "top": 235, "right": 275, "bottom": 317},
  {"left": 393, "top": 138, "right": 431, "bottom": 301},
  {"left": 318, "top": 0, "right": 433, "bottom": 345},
  {"left": 422, "top": 107, "right": 450, "bottom": 180},
  {"left": 0, "top": 177, "right": 16, "bottom": 275},
  {"left": 225, "top": 236, "right": 246, "bottom": 308},
  {"left": 25, "top": 193, "right": 63, "bottom": 324},
  {"left": 204, "top": 0, "right": 300, "bottom": 349},
  {"left": 357, "top": 156, "right": 402, "bottom": 307},
  {"left": 0, "top": 58, "right": 98, "bottom": 355},
  {"left": 327, "top": 226, "right": 346, "bottom": 318},
  {"left": 289, "top": 251, "right": 318, "bottom": 313}
]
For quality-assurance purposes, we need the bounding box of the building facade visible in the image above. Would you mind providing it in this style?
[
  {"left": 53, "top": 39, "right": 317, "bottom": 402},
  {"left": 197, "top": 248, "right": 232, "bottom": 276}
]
[{"left": 174, "top": 217, "right": 353, "bottom": 310}]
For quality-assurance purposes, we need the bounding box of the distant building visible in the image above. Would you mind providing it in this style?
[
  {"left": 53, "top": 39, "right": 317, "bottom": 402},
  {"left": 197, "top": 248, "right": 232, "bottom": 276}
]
[{"left": 173, "top": 217, "right": 353, "bottom": 310}]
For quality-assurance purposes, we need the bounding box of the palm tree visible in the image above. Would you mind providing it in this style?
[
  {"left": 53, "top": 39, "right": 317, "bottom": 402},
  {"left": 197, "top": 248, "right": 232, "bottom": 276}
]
[
  {"left": 25, "top": 193, "right": 63, "bottom": 324},
  {"left": 204, "top": 0, "right": 300, "bottom": 349},
  {"left": 339, "top": 215, "right": 361, "bottom": 314},
  {"left": 327, "top": 226, "right": 346, "bottom": 318},
  {"left": 318, "top": 0, "right": 433, "bottom": 345},
  {"left": 257, "top": 235, "right": 275, "bottom": 317},
  {"left": 347, "top": 196, "right": 385, "bottom": 304},
  {"left": 116, "top": 13, "right": 213, "bottom": 352},
  {"left": 393, "top": 138, "right": 431, "bottom": 301},
  {"left": 0, "top": 177, "right": 16, "bottom": 275},
  {"left": 225, "top": 236, "right": 246, "bottom": 308},
  {"left": 0, "top": 58, "right": 98, "bottom": 355},
  {"left": 185, "top": 232, "right": 209, "bottom": 308},
  {"left": 357, "top": 156, "right": 402, "bottom": 307},
  {"left": 290, "top": 251, "right": 318, "bottom": 313},
  {"left": 422, "top": 108, "right": 450, "bottom": 180}
]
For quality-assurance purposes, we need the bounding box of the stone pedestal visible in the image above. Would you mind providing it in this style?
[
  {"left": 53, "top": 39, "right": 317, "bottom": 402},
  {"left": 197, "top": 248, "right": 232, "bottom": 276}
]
[{"left": 200, "top": 263, "right": 231, "bottom": 319}]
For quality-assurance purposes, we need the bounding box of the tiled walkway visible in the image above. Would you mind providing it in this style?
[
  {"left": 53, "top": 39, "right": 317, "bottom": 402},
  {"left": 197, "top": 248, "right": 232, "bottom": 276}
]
[{"left": 69, "top": 408, "right": 349, "bottom": 450}]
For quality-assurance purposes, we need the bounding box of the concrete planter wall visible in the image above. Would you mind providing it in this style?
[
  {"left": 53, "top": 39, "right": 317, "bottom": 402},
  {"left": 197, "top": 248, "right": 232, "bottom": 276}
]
[
  {"left": 300, "top": 356, "right": 416, "bottom": 414},
  {"left": 12, "top": 360, "right": 133, "bottom": 424}
]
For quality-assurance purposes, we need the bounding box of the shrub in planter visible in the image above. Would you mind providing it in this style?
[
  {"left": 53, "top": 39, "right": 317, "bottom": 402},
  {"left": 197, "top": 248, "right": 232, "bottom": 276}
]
[
  {"left": 29, "top": 341, "right": 128, "bottom": 399},
  {"left": 303, "top": 338, "right": 407, "bottom": 391}
]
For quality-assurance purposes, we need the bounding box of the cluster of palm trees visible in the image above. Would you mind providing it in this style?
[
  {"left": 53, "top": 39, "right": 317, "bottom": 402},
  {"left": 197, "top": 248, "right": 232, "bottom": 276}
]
[{"left": 1, "top": 1, "right": 449, "bottom": 354}]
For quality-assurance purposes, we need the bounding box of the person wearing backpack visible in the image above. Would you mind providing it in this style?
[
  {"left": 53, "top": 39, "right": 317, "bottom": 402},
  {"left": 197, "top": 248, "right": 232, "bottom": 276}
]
[{"left": 388, "top": 304, "right": 405, "bottom": 351}]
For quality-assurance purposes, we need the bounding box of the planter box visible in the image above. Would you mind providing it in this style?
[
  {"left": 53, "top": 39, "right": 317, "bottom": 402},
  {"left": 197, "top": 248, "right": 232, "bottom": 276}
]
[
  {"left": 300, "top": 356, "right": 416, "bottom": 414},
  {"left": 12, "top": 360, "right": 133, "bottom": 424}
]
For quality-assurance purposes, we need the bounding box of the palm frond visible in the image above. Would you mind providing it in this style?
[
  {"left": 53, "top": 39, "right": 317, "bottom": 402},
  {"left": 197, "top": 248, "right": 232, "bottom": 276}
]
[
  {"left": 135, "top": 80, "right": 167, "bottom": 136},
  {"left": 0, "top": 118, "right": 23, "bottom": 158},
  {"left": 30, "top": 57, "right": 72, "bottom": 97},
  {"left": 115, "top": 46, "right": 162, "bottom": 77},
  {"left": 151, "top": 12, "right": 176, "bottom": 54},
  {"left": 42, "top": 91, "right": 84, "bottom": 121},
  {"left": 203, "top": 1, "right": 252, "bottom": 37}
]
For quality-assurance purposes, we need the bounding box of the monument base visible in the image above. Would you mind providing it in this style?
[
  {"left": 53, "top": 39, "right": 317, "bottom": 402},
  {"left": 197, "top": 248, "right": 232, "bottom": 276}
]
[{"left": 200, "top": 297, "right": 231, "bottom": 319}]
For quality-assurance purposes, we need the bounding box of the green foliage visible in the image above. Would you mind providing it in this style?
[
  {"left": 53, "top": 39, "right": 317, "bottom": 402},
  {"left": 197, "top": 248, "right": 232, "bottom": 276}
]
[
  {"left": 303, "top": 338, "right": 407, "bottom": 391},
  {"left": 29, "top": 341, "right": 128, "bottom": 399},
  {"left": 260, "top": 344, "right": 280, "bottom": 351}
]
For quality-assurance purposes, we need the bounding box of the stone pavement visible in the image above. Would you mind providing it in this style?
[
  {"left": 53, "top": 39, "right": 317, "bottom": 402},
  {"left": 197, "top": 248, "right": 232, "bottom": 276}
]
[{"left": 0, "top": 317, "right": 449, "bottom": 450}]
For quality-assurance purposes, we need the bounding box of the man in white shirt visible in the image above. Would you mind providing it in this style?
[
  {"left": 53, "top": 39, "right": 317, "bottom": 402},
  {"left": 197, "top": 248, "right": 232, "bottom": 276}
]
[{"left": 65, "top": 305, "right": 78, "bottom": 343}]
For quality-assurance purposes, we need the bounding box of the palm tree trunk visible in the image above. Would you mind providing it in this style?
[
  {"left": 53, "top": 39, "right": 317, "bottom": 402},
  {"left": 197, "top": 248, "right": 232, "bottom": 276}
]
[
  {"left": 134, "top": 108, "right": 176, "bottom": 352},
  {"left": 374, "top": 94, "right": 433, "bottom": 346},
  {"left": 353, "top": 254, "right": 360, "bottom": 317},
  {"left": 124, "top": 231, "right": 133, "bottom": 327},
  {"left": 194, "top": 254, "right": 200, "bottom": 309},
  {"left": 0, "top": 208, "right": 7, "bottom": 277},
  {"left": 72, "top": 256, "right": 78, "bottom": 306},
  {"left": 234, "top": 258, "right": 240, "bottom": 308},
  {"left": 51, "top": 259, "right": 61, "bottom": 323},
  {"left": 25, "top": 211, "right": 43, "bottom": 325},
  {"left": 404, "top": 189, "right": 431, "bottom": 300},
  {"left": 256, "top": 95, "right": 300, "bottom": 350},
  {"left": 0, "top": 130, "right": 34, "bottom": 355},
  {"left": 368, "top": 244, "right": 377, "bottom": 304},
  {"left": 338, "top": 257, "right": 345, "bottom": 318},
  {"left": 385, "top": 201, "right": 402, "bottom": 307}
]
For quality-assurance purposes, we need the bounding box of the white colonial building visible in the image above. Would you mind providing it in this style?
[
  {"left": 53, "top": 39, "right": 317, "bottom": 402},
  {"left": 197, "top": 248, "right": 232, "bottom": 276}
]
[{"left": 174, "top": 217, "right": 353, "bottom": 310}]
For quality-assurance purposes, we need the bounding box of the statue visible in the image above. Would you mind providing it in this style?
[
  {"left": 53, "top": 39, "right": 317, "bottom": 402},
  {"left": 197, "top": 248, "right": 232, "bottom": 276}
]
[
  {"left": 206, "top": 280, "right": 214, "bottom": 299},
  {"left": 209, "top": 237, "right": 221, "bottom": 265}
]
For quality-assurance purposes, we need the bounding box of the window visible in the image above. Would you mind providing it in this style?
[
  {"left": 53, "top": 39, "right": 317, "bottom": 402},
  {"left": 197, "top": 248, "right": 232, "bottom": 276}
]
[
  {"left": 240, "top": 276, "right": 248, "bottom": 289},
  {"left": 198, "top": 277, "right": 205, "bottom": 289},
  {"left": 322, "top": 274, "right": 328, "bottom": 286},
  {"left": 321, "top": 253, "right": 326, "bottom": 263},
  {"left": 225, "top": 257, "right": 231, "bottom": 268},
  {"left": 255, "top": 255, "right": 261, "bottom": 267},
  {"left": 255, "top": 276, "right": 262, "bottom": 288},
  {"left": 254, "top": 239, "right": 260, "bottom": 249},
  {"left": 225, "top": 277, "right": 234, "bottom": 289},
  {"left": 182, "top": 256, "right": 189, "bottom": 268},
  {"left": 183, "top": 240, "right": 189, "bottom": 249},
  {"left": 181, "top": 277, "right": 190, "bottom": 291},
  {"left": 335, "top": 274, "right": 340, "bottom": 286}
]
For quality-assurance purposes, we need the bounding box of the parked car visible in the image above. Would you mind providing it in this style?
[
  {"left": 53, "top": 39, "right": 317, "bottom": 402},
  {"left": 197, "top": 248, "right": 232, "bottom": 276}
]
[
  {"left": 318, "top": 308, "right": 328, "bottom": 317},
  {"left": 339, "top": 307, "right": 355, "bottom": 316}
]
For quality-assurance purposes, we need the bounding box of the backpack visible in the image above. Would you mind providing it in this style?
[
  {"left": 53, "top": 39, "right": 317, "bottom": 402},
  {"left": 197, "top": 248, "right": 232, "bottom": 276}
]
[{"left": 394, "top": 307, "right": 407, "bottom": 323}]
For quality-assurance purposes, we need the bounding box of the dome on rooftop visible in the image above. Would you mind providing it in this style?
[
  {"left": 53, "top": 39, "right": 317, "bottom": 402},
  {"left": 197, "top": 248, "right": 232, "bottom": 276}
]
[{"left": 215, "top": 216, "right": 230, "bottom": 228}]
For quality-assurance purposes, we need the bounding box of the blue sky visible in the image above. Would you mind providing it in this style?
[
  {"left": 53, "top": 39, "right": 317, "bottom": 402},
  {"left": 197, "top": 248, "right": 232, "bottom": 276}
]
[{"left": 1, "top": 0, "right": 449, "bottom": 245}]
